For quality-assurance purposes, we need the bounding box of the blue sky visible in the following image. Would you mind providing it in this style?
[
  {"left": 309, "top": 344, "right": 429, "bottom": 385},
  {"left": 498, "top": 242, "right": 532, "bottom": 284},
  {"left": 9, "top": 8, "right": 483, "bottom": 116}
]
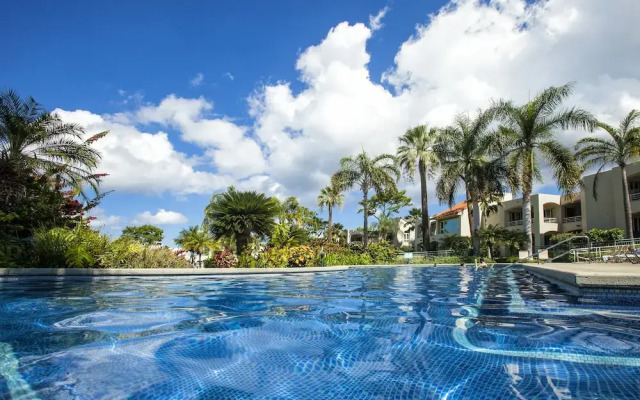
[{"left": 2, "top": 0, "right": 639, "bottom": 245}]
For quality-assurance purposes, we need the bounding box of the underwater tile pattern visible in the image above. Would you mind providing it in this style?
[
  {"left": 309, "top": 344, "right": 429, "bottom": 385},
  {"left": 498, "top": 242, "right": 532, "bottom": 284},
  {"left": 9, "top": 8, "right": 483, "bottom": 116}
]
[{"left": 1, "top": 266, "right": 639, "bottom": 399}]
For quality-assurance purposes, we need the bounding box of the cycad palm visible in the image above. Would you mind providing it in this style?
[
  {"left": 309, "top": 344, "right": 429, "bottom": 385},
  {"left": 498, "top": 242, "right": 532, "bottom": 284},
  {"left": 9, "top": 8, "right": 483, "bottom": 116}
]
[
  {"left": 435, "top": 109, "right": 507, "bottom": 255},
  {"left": 205, "top": 187, "right": 279, "bottom": 255},
  {"left": 0, "top": 89, "right": 107, "bottom": 200},
  {"left": 575, "top": 110, "right": 640, "bottom": 238},
  {"left": 332, "top": 150, "right": 400, "bottom": 250},
  {"left": 397, "top": 125, "right": 438, "bottom": 250},
  {"left": 317, "top": 184, "right": 344, "bottom": 242},
  {"left": 494, "top": 83, "right": 595, "bottom": 257}
]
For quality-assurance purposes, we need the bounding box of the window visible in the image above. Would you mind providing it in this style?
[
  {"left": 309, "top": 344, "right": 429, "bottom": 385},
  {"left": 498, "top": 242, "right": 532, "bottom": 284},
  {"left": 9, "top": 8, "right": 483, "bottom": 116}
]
[
  {"left": 564, "top": 205, "right": 581, "bottom": 218},
  {"left": 630, "top": 181, "right": 640, "bottom": 194},
  {"left": 543, "top": 209, "right": 553, "bottom": 218},
  {"left": 509, "top": 211, "right": 522, "bottom": 222},
  {"left": 634, "top": 216, "right": 640, "bottom": 233},
  {"left": 403, "top": 232, "right": 410, "bottom": 242},
  {"left": 438, "top": 218, "right": 459, "bottom": 234}
]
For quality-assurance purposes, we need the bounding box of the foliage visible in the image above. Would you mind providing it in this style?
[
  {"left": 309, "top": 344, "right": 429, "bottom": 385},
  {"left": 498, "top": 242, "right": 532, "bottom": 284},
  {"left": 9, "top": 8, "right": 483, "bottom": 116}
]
[
  {"left": 32, "top": 226, "right": 108, "bottom": 268},
  {"left": 363, "top": 189, "right": 412, "bottom": 241},
  {"left": 205, "top": 187, "right": 280, "bottom": 255},
  {"left": 332, "top": 149, "right": 400, "bottom": 249},
  {"left": 494, "top": 83, "right": 596, "bottom": 255},
  {"left": 397, "top": 125, "right": 439, "bottom": 252},
  {"left": 366, "top": 242, "right": 396, "bottom": 264},
  {"left": 208, "top": 249, "right": 238, "bottom": 268},
  {"left": 0, "top": 89, "right": 107, "bottom": 201},
  {"left": 269, "top": 222, "right": 309, "bottom": 248},
  {"left": 435, "top": 108, "right": 509, "bottom": 255},
  {"left": 442, "top": 235, "right": 472, "bottom": 256},
  {"left": 287, "top": 245, "right": 315, "bottom": 267},
  {"left": 174, "top": 225, "right": 219, "bottom": 266},
  {"left": 317, "top": 184, "right": 344, "bottom": 242},
  {"left": 550, "top": 228, "right": 624, "bottom": 245},
  {"left": 121, "top": 224, "right": 164, "bottom": 245}
]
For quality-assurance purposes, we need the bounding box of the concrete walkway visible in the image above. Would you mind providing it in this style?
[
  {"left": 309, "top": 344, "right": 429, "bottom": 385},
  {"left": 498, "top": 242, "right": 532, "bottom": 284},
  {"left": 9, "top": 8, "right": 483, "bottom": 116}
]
[{"left": 523, "top": 263, "right": 640, "bottom": 295}]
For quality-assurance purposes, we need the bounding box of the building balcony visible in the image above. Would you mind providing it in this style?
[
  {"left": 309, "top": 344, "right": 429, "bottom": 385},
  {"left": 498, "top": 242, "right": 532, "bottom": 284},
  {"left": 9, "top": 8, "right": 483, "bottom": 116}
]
[
  {"left": 507, "top": 220, "right": 523, "bottom": 227},
  {"left": 543, "top": 217, "right": 557, "bottom": 223},
  {"left": 562, "top": 216, "right": 582, "bottom": 223},
  {"left": 631, "top": 192, "right": 640, "bottom": 201}
]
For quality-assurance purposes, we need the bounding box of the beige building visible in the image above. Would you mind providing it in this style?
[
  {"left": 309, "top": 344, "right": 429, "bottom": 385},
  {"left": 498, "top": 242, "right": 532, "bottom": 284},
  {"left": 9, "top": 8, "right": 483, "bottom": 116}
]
[
  {"left": 580, "top": 161, "right": 640, "bottom": 237},
  {"left": 347, "top": 218, "right": 416, "bottom": 249},
  {"left": 417, "top": 192, "right": 584, "bottom": 252}
]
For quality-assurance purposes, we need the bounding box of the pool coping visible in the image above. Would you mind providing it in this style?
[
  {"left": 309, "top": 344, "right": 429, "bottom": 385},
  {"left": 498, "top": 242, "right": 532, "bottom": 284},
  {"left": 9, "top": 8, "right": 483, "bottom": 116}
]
[
  {"left": 0, "top": 264, "right": 459, "bottom": 277},
  {"left": 523, "top": 263, "right": 640, "bottom": 296}
]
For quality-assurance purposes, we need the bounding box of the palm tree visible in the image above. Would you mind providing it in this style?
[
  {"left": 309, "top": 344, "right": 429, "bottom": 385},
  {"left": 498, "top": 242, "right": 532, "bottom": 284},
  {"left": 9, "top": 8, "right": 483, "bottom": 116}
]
[
  {"left": 0, "top": 89, "right": 107, "bottom": 200},
  {"left": 332, "top": 223, "right": 347, "bottom": 245},
  {"left": 332, "top": 150, "right": 400, "bottom": 250},
  {"left": 397, "top": 125, "right": 439, "bottom": 251},
  {"left": 175, "top": 226, "right": 219, "bottom": 266},
  {"left": 494, "top": 83, "right": 595, "bottom": 257},
  {"left": 317, "top": 184, "right": 344, "bottom": 242},
  {"left": 575, "top": 110, "right": 640, "bottom": 239},
  {"left": 175, "top": 226, "right": 198, "bottom": 265},
  {"left": 205, "top": 187, "right": 279, "bottom": 255},
  {"left": 435, "top": 109, "right": 507, "bottom": 255}
]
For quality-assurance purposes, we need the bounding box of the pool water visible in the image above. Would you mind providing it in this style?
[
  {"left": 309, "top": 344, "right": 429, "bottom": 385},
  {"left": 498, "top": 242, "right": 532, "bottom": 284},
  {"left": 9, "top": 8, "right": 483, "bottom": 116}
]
[{"left": 1, "top": 266, "right": 639, "bottom": 399}]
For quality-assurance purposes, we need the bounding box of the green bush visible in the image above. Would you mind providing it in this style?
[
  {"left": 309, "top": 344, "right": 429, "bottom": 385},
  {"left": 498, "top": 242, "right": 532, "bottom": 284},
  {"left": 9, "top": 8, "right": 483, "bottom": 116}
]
[
  {"left": 442, "top": 235, "right": 472, "bottom": 256},
  {"left": 33, "top": 226, "right": 109, "bottom": 268},
  {"left": 366, "top": 242, "right": 396, "bottom": 264}
]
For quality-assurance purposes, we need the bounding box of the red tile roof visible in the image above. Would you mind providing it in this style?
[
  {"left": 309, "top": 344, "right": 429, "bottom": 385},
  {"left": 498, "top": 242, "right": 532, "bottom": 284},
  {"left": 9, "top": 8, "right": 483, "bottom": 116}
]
[{"left": 432, "top": 201, "right": 467, "bottom": 219}]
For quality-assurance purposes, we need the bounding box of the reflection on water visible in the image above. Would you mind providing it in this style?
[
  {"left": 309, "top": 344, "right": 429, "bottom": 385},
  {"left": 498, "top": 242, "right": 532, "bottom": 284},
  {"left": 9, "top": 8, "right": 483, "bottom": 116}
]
[{"left": 0, "top": 266, "right": 639, "bottom": 399}]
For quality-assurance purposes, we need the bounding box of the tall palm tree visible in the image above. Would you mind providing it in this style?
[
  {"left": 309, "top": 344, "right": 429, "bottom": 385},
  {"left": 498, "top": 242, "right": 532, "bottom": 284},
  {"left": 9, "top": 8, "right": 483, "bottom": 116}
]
[
  {"left": 332, "top": 150, "right": 400, "bottom": 250},
  {"left": 494, "top": 83, "right": 595, "bottom": 257},
  {"left": 0, "top": 89, "right": 107, "bottom": 200},
  {"left": 317, "top": 184, "right": 344, "bottom": 242},
  {"left": 435, "top": 109, "right": 507, "bottom": 255},
  {"left": 205, "top": 187, "right": 279, "bottom": 255},
  {"left": 575, "top": 110, "right": 640, "bottom": 239},
  {"left": 397, "top": 125, "right": 439, "bottom": 251}
]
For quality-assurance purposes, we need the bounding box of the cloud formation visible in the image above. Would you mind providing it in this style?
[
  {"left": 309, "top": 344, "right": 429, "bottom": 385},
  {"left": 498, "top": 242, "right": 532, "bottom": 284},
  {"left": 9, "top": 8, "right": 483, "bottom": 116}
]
[
  {"left": 57, "top": 0, "right": 640, "bottom": 209},
  {"left": 368, "top": 6, "right": 389, "bottom": 32},
  {"left": 189, "top": 72, "right": 204, "bottom": 87},
  {"left": 134, "top": 209, "right": 188, "bottom": 225}
]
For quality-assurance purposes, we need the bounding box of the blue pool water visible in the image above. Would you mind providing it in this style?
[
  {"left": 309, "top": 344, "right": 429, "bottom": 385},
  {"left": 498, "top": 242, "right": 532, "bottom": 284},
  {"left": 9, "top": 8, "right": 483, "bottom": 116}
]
[{"left": 1, "top": 266, "right": 639, "bottom": 399}]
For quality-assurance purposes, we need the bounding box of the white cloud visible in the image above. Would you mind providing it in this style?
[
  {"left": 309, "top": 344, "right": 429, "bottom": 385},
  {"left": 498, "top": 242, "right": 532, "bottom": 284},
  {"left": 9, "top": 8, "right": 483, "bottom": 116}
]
[
  {"left": 53, "top": 108, "right": 235, "bottom": 195},
  {"left": 369, "top": 6, "right": 389, "bottom": 32},
  {"left": 189, "top": 72, "right": 204, "bottom": 87},
  {"left": 133, "top": 209, "right": 188, "bottom": 225},
  {"left": 88, "top": 207, "right": 122, "bottom": 230},
  {"left": 224, "top": 72, "right": 234, "bottom": 81}
]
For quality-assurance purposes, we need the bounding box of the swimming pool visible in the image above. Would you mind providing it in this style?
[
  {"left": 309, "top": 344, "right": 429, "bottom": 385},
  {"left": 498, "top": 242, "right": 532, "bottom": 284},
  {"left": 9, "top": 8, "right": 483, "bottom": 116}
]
[{"left": 1, "top": 266, "right": 639, "bottom": 399}]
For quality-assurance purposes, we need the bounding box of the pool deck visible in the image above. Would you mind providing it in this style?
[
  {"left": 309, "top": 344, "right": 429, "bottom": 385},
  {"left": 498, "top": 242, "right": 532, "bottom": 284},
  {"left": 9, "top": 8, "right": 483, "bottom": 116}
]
[{"left": 523, "top": 263, "right": 640, "bottom": 295}]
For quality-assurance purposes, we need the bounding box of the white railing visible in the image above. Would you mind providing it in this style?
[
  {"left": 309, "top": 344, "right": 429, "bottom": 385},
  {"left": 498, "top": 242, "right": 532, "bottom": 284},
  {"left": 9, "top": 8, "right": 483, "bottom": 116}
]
[
  {"left": 631, "top": 192, "right": 640, "bottom": 201},
  {"left": 543, "top": 217, "right": 557, "bottom": 223},
  {"left": 507, "top": 220, "right": 523, "bottom": 226},
  {"left": 563, "top": 216, "right": 582, "bottom": 223}
]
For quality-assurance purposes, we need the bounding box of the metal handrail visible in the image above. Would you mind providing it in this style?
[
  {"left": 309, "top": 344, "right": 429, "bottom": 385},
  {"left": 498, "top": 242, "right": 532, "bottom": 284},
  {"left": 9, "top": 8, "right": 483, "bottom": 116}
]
[{"left": 525, "top": 235, "right": 591, "bottom": 264}]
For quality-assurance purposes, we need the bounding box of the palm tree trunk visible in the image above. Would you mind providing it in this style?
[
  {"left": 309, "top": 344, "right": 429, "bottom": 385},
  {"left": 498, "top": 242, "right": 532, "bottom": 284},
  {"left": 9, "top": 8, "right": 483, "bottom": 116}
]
[
  {"left": 236, "top": 230, "right": 251, "bottom": 255},
  {"left": 363, "top": 188, "right": 369, "bottom": 250},
  {"left": 419, "top": 160, "right": 430, "bottom": 251},
  {"left": 472, "top": 201, "right": 481, "bottom": 256},
  {"left": 621, "top": 165, "right": 634, "bottom": 239},
  {"left": 327, "top": 205, "right": 333, "bottom": 242},
  {"left": 465, "top": 188, "right": 473, "bottom": 252},
  {"left": 523, "top": 150, "right": 534, "bottom": 258},
  {"left": 198, "top": 252, "right": 202, "bottom": 268}
]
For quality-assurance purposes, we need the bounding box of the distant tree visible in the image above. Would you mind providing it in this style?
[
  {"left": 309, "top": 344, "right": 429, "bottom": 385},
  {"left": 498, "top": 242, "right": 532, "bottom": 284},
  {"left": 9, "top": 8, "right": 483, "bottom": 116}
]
[
  {"left": 121, "top": 225, "right": 164, "bottom": 245},
  {"left": 333, "top": 150, "right": 400, "bottom": 250},
  {"left": 494, "top": 83, "right": 595, "bottom": 257},
  {"left": 269, "top": 222, "right": 309, "bottom": 248},
  {"left": 205, "top": 187, "right": 279, "bottom": 255},
  {"left": 575, "top": 110, "right": 640, "bottom": 239},
  {"left": 397, "top": 125, "right": 439, "bottom": 254},
  {"left": 317, "top": 184, "right": 344, "bottom": 242},
  {"left": 332, "top": 222, "right": 347, "bottom": 244},
  {"left": 435, "top": 109, "right": 508, "bottom": 256},
  {"left": 364, "top": 189, "right": 412, "bottom": 242}
]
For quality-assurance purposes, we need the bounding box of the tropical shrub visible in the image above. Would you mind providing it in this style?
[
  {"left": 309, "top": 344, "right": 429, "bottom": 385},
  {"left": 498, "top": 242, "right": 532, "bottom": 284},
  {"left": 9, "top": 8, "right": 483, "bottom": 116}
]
[
  {"left": 442, "top": 235, "right": 472, "bottom": 256},
  {"left": 550, "top": 228, "right": 624, "bottom": 246},
  {"left": 33, "top": 226, "right": 109, "bottom": 268},
  {"left": 288, "top": 245, "right": 315, "bottom": 267},
  {"left": 209, "top": 249, "right": 237, "bottom": 268},
  {"left": 367, "top": 242, "right": 396, "bottom": 264}
]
